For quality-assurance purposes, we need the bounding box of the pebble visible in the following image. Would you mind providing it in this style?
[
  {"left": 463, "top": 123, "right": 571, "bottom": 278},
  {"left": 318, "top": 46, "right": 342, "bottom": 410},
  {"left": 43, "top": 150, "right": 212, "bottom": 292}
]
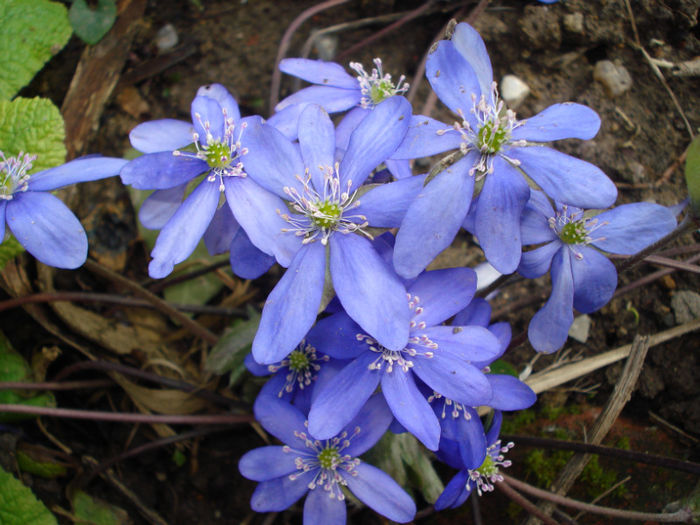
[
  {"left": 671, "top": 290, "right": 700, "bottom": 324},
  {"left": 593, "top": 60, "right": 633, "bottom": 97},
  {"left": 568, "top": 314, "right": 591, "bottom": 343},
  {"left": 155, "top": 23, "right": 178, "bottom": 53},
  {"left": 563, "top": 12, "right": 584, "bottom": 35},
  {"left": 500, "top": 74, "right": 530, "bottom": 109}
]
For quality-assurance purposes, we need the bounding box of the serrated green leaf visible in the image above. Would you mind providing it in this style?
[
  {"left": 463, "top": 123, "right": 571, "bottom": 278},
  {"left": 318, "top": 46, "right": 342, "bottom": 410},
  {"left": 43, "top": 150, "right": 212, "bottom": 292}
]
[
  {"left": 71, "top": 490, "right": 130, "bottom": 525},
  {"left": 206, "top": 308, "right": 260, "bottom": 376},
  {"left": 489, "top": 359, "right": 519, "bottom": 377},
  {"left": 0, "top": 0, "right": 72, "bottom": 100},
  {"left": 0, "top": 330, "right": 55, "bottom": 422},
  {"left": 0, "top": 465, "right": 57, "bottom": 525},
  {"left": 684, "top": 135, "right": 700, "bottom": 218},
  {"left": 0, "top": 97, "right": 66, "bottom": 172},
  {"left": 0, "top": 236, "right": 25, "bottom": 271},
  {"left": 68, "top": 0, "right": 117, "bottom": 46}
]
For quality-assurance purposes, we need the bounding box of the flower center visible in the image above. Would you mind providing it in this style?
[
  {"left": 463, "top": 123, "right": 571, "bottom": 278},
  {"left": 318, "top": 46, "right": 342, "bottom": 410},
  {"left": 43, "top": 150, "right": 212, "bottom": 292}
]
[
  {"left": 548, "top": 204, "right": 607, "bottom": 259},
  {"left": 0, "top": 151, "right": 35, "bottom": 200},
  {"left": 477, "top": 119, "right": 509, "bottom": 155},
  {"left": 559, "top": 220, "right": 588, "bottom": 245},
  {"left": 204, "top": 140, "right": 232, "bottom": 169},
  {"left": 311, "top": 200, "right": 342, "bottom": 229},
  {"left": 318, "top": 447, "right": 341, "bottom": 469},
  {"left": 267, "top": 342, "right": 330, "bottom": 397},
  {"left": 467, "top": 440, "right": 514, "bottom": 496},
  {"left": 349, "top": 58, "right": 409, "bottom": 109}
]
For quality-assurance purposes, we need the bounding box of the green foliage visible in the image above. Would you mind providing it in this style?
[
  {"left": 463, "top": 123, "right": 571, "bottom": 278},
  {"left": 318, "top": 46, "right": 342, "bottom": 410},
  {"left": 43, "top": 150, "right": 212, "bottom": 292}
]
[
  {"left": 70, "top": 490, "right": 129, "bottom": 525},
  {"left": 0, "top": 97, "right": 66, "bottom": 171},
  {"left": 489, "top": 359, "right": 519, "bottom": 377},
  {"left": 206, "top": 307, "right": 260, "bottom": 386},
  {"left": 0, "top": 330, "right": 55, "bottom": 422},
  {"left": 500, "top": 408, "right": 536, "bottom": 434},
  {"left": 0, "top": 0, "right": 72, "bottom": 100},
  {"left": 685, "top": 134, "right": 700, "bottom": 218},
  {"left": 0, "top": 236, "right": 25, "bottom": 271},
  {"left": 0, "top": 465, "right": 57, "bottom": 525},
  {"left": 15, "top": 449, "right": 67, "bottom": 479},
  {"left": 68, "top": 0, "right": 117, "bottom": 45}
]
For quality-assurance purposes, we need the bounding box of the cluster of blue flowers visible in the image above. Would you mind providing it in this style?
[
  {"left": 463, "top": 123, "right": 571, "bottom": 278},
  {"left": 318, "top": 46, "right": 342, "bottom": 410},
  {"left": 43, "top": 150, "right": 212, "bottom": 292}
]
[{"left": 1, "top": 18, "right": 679, "bottom": 524}]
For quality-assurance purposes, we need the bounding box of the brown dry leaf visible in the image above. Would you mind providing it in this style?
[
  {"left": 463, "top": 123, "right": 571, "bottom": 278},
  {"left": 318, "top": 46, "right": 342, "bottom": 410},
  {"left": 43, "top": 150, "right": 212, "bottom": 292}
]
[
  {"left": 115, "top": 86, "right": 149, "bottom": 119},
  {"left": 113, "top": 375, "right": 210, "bottom": 415}
]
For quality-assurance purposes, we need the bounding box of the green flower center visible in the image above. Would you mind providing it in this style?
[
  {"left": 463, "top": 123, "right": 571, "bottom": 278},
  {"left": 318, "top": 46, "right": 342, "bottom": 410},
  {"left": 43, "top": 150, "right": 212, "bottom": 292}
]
[
  {"left": 312, "top": 200, "right": 341, "bottom": 229},
  {"left": 287, "top": 349, "right": 310, "bottom": 373},
  {"left": 318, "top": 447, "right": 341, "bottom": 470},
  {"left": 475, "top": 454, "right": 499, "bottom": 479},
  {"left": 477, "top": 120, "right": 509, "bottom": 154},
  {"left": 559, "top": 220, "right": 588, "bottom": 245},
  {"left": 370, "top": 79, "right": 396, "bottom": 104},
  {"left": 205, "top": 141, "right": 231, "bottom": 169}
]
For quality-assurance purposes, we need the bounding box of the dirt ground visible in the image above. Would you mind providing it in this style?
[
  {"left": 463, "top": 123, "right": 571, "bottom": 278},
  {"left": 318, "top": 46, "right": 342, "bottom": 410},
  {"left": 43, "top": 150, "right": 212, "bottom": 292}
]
[{"left": 4, "top": 0, "right": 700, "bottom": 523}]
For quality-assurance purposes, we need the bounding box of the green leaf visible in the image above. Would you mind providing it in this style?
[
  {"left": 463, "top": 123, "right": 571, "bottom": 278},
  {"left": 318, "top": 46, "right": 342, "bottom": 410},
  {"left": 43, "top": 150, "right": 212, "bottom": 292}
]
[
  {"left": 0, "top": 465, "right": 57, "bottom": 525},
  {"left": 68, "top": 0, "right": 117, "bottom": 46},
  {"left": 205, "top": 307, "right": 260, "bottom": 380},
  {"left": 15, "top": 449, "right": 68, "bottom": 479},
  {"left": 0, "top": 97, "right": 66, "bottom": 172},
  {"left": 71, "top": 490, "right": 130, "bottom": 525},
  {"left": 0, "top": 236, "right": 25, "bottom": 271},
  {"left": 489, "top": 359, "right": 519, "bottom": 377},
  {"left": 0, "top": 330, "right": 55, "bottom": 422},
  {"left": 0, "top": 0, "right": 72, "bottom": 100},
  {"left": 684, "top": 134, "right": 700, "bottom": 218}
]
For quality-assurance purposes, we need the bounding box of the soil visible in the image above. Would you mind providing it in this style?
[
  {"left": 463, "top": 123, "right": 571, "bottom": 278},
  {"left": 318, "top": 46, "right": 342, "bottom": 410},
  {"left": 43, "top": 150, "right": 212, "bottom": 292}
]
[{"left": 3, "top": 0, "right": 700, "bottom": 524}]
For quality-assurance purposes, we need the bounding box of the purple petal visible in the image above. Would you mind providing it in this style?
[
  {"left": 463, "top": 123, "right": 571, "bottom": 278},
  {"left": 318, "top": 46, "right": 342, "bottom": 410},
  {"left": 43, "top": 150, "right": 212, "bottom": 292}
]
[
  {"left": 412, "top": 353, "right": 492, "bottom": 407},
  {"left": 191, "top": 94, "right": 224, "bottom": 143},
  {"left": 308, "top": 352, "right": 380, "bottom": 439},
  {"left": 238, "top": 446, "right": 299, "bottom": 481},
  {"left": 426, "top": 40, "right": 481, "bottom": 121},
  {"left": 335, "top": 106, "right": 370, "bottom": 152},
  {"left": 486, "top": 375, "right": 537, "bottom": 410},
  {"left": 593, "top": 203, "right": 677, "bottom": 255},
  {"left": 0, "top": 201, "right": 6, "bottom": 237},
  {"left": 139, "top": 184, "right": 187, "bottom": 230},
  {"left": 196, "top": 83, "right": 241, "bottom": 122},
  {"left": 571, "top": 245, "right": 617, "bottom": 313},
  {"left": 252, "top": 242, "right": 325, "bottom": 364},
  {"left": 6, "top": 192, "right": 87, "bottom": 269},
  {"left": 250, "top": 473, "right": 310, "bottom": 512},
  {"left": 512, "top": 103, "right": 601, "bottom": 142},
  {"left": 241, "top": 118, "right": 305, "bottom": 199},
  {"left": 298, "top": 105, "right": 336, "bottom": 190},
  {"left": 451, "top": 22, "right": 493, "bottom": 99},
  {"left": 453, "top": 297, "right": 491, "bottom": 327},
  {"left": 280, "top": 58, "right": 358, "bottom": 89},
  {"left": 343, "top": 394, "right": 393, "bottom": 456},
  {"left": 229, "top": 228, "right": 275, "bottom": 279},
  {"left": 391, "top": 115, "right": 463, "bottom": 159},
  {"left": 511, "top": 146, "right": 617, "bottom": 209},
  {"left": 393, "top": 154, "right": 475, "bottom": 279},
  {"left": 354, "top": 174, "right": 426, "bottom": 228},
  {"left": 253, "top": 395, "right": 307, "bottom": 445},
  {"left": 120, "top": 152, "right": 206, "bottom": 190},
  {"left": 518, "top": 241, "right": 561, "bottom": 279},
  {"left": 129, "top": 119, "right": 193, "bottom": 153},
  {"left": 385, "top": 158, "right": 412, "bottom": 179},
  {"left": 407, "top": 267, "right": 477, "bottom": 326},
  {"left": 203, "top": 203, "right": 238, "bottom": 255},
  {"left": 276, "top": 85, "right": 361, "bottom": 113},
  {"left": 148, "top": 180, "right": 219, "bottom": 278},
  {"left": 266, "top": 103, "right": 308, "bottom": 141},
  {"left": 421, "top": 325, "right": 502, "bottom": 363},
  {"left": 381, "top": 370, "right": 441, "bottom": 450},
  {"left": 331, "top": 234, "right": 410, "bottom": 352},
  {"left": 303, "top": 487, "right": 346, "bottom": 525},
  {"left": 343, "top": 463, "right": 416, "bottom": 523},
  {"left": 486, "top": 410, "right": 503, "bottom": 444},
  {"left": 528, "top": 249, "right": 574, "bottom": 353},
  {"left": 339, "top": 96, "right": 411, "bottom": 192},
  {"left": 475, "top": 156, "right": 530, "bottom": 274},
  {"left": 305, "top": 312, "right": 366, "bottom": 360},
  {"left": 434, "top": 469, "right": 471, "bottom": 511},
  {"left": 457, "top": 413, "right": 488, "bottom": 468},
  {"left": 27, "top": 157, "right": 127, "bottom": 191},
  {"left": 521, "top": 190, "right": 557, "bottom": 245}
]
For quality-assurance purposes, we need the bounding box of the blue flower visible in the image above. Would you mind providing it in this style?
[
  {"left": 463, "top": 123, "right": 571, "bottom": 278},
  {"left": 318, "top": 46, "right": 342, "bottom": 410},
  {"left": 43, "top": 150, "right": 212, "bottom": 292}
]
[
  {"left": 1, "top": 151, "right": 126, "bottom": 268},
  {"left": 434, "top": 411, "right": 514, "bottom": 510},
  {"left": 519, "top": 190, "right": 678, "bottom": 352},
  {"left": 391, "top": 22, "right": 616, "bottom": 277},
  {"left": 306, "top": 267, "right": 500, "bottom": 450},
  {"left": 239, "top": 395, "right": 416, "bottom": 524},
  {"left": 241, "top": 99, "right": 423, "bottom": 365},
  {"left": 120, "top": 83, "right": 274, "bottom": 278}
]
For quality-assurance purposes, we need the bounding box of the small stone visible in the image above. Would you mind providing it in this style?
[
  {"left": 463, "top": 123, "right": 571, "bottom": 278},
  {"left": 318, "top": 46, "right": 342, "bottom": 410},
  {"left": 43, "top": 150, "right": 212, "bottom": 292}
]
[
  {"left": 660, "top": 274, "right": 676, "bottom": 290},
  {"left": 568, "top": 314, "right": 591, "bottom": 343},
  {"left": 563, "top": 13, "right": 584, "bottom": 34},
  {"left": 500, "top": 74, "right": 530, "bottom": 109},
  {"left": 155, "top": 23, "right": 178, "bottom": 53},
  {"left": 593, "top": 60, "right": 633, "bottom": 97},
  {"left": 671, "top": 290, "right": 700, "bottom": 324}
]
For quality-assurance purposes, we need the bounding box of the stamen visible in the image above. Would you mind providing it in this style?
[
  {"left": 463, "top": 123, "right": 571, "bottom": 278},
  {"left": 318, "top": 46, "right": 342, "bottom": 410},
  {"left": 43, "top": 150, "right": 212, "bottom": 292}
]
[
  {"left": 0, "top": 151, "right": 36, "bottom": 200},
  {"left": 349, "top": 58, "right": 409, "bottom": 109}
]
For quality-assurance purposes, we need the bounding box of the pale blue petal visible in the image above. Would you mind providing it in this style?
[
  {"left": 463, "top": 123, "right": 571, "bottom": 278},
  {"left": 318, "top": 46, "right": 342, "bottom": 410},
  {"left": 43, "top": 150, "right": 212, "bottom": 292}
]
[
  {"left": 191, "top": 94, "right": 224, "bottom": 143},
  {"left": 528, "top": 249, "right": 574, "bottom": 353},
  {"left": 334, "top": 106, "right": 369, "bottom": 151},
  {"left": 230, "top": 228, "right": 275, "bottom": 279},
  {"left": 343, "top": 463, "right": 416, "bottom": 523},
  {"left": 420, "top": 325, "right": 502, "bottom": 363},
  {"left": 486, "top": 410, "right": 503, "bottom": 444},
  {"left": 6, "top": 192, "right": 87, "bottom": 269},
  {"left": 138, "top": 184, "right": 187, "bottom": 230},
  {"left": 512, "top": 103, "right": 600, "bottom": 142},
  {"left": 407, "top": 267, "right": 477, "bottom": 326},
  {"left": 203, "top": 203, "right": 238, "bottom": 255},
  {"left": 252, "top": 243, "right": 325, "bottom": 364},
  {"left": 331, "top": 234, "right": 410, "bottom": 352},
  {"left": 280, "top": 58, "right": 358, "bottom": 89},
  {"left": 511, "top": 146, "right": 617, "bottom": 209},
  {"left": 453, "top": 297, "right": 491, "bottom": 327},
  {"left": 276, "top": 85, "right": 361, "bottom": 113},
  {"left": 393, "top": 154, "right": 475, "bottom": 279},
  {"left": 593, "top": 203, "right": 677, "bottom": 255},
  {"left": 239, "top": 446, "right": 299, "bottom": 481},
  {"left": 120, "top": 152, "right": 206, "bottom": 190},
  {"left": 253, "top": 395, "right": 307, "bottom": 445},
  {"left": 434, "top": 469, "right": 470, "bottom": 511},
  {"left": 518, "top": 241, "right": 561, "bottom": 279},
  {"left": 250, "top": 472, "right": 310, "bottom": 512},
  {"left": 412, "top": 353, "right": 492, "bottom": 407},
  {"left": 343, "top": 394, "right": 393, "bottom": 456},
  {"left": 391, "top": 115, "right": 463, "bottom": 159},
  {"left": 426, "top": 40, "right": 481, "bottom": 121},
  {"left": 304, "top": 487, "right": 346, "bottom": 525},
  {"left": 452, "top": 22, "right": 493, "bottom": 99},
  {"left": 129, "top": 119, "right": 193, "bottom": 153},
  {"left": 196, "top": 83, "right": 241, "bottom": 122},
  {"left": 571, "top": 245, "right": 617, "bottom": 313},
  {"left": 521, "top": 190, "right": 557, "bottom": 245},
  {"left": 266, "top": 103, "right": 308, "bottom": 141},
  {"left": 305, "top": 312, "right": 366, "bottom": 360},
  {"left": 0, "top": 201, "right": 6, "bottom": 238},
  {"left": 298, "top": 105, "right": 336, "bottom": 190},
  {"left": 27, "top": 157, "right": 127, "bottom": 191},
  {"left": 353, "top": 174, "right": 426, "bottom": 228},
  {"left": 385, "top": 158, "right": 411, "bottom": 179},
  {"left": 486, "top": 375, "right": 537, "bottom": 410}
]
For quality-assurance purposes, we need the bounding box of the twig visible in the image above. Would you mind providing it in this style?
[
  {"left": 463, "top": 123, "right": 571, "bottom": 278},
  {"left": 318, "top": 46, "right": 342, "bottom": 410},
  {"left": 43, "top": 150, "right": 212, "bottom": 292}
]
[
  {"left": 648, "top": 411, "right": 700, "bottom": 445},
  {"left": 83, "top": 259, "right": 218, "bottom": 345},
  {"left": 496, "top": 481, "right": 561, "bottom": 525},
  {"left": 614, "top": 252, "right": 700, "bottom": 297},
  {"left": 471, "top": 489, "right": 484, "bottom": 525},
  {"left": 0, "top": 380, "right": 112, "bottom": 391},
  {"left": 503, "top": 474, "right": 693, "bottom": 523},
  {"left": 573, "top": 475, "right": 631, "bottom": 521}
]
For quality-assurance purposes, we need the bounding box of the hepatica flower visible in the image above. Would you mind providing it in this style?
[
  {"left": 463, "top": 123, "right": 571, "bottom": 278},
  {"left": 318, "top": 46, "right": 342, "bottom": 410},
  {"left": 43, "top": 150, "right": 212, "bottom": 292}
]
[
  {"left": 391, "top": 22, "right": 616, "bottom": 277},
  {"left": 121, "top": 83, "right": 273, "bottom": 278},
  {"left": 239, "top": 396, "right": 416, "bottom": 524},
  {"left": 519, "top": 190, "right": 678, "bottom": 352},
  {"left": 306, "top": 267, "right": 501, "bottom": 450},
  {"left": 242, "top": 98, "right": 426, "bottom": 365},
  {"left": 1, "top": 151, "right": 126, "bottom": 268}
]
